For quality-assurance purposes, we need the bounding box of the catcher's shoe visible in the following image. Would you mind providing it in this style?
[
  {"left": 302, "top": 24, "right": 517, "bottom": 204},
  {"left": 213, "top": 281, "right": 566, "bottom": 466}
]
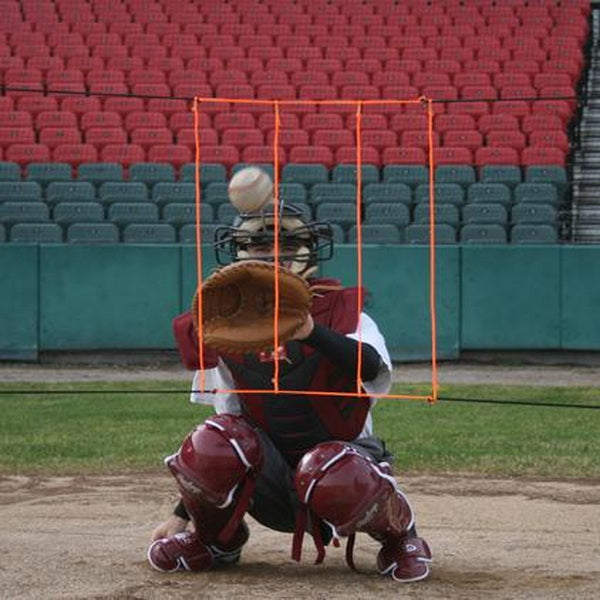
[
  {"left": 377, "top": 535, "right": 432, "bottom": 583},
  {"left": 148, "top": 521, "right": 249, "bottom": 573}
]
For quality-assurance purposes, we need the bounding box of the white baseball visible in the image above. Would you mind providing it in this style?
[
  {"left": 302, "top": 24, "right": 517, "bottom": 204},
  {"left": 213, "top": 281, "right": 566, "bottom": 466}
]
[{"left": 228, "top": 167, "right": 274, "bottom": 213}]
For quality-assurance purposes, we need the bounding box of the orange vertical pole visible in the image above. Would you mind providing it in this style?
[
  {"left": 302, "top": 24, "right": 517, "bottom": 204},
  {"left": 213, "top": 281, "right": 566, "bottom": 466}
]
[
  {"left": 272, "top": 100, "right": 281, "bottom": 392},
  {"left": 355, "top": 101, "right": 364, "bottom": 395}
]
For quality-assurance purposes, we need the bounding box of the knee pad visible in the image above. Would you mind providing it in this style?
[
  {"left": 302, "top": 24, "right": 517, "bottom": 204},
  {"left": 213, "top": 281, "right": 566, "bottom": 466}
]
[
  {"left": 167, "top": 413, "right": 263, "bottom": 544},
  {"left": 294, "top": 441, "right": 413, "bottom": 538}
]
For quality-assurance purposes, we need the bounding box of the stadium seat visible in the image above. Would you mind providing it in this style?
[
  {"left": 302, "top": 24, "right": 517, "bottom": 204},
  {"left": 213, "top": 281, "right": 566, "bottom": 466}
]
[
  {"left": 525, "top": 165, "right": 568, "bottom": 197},
  {"left": 363, "top": 183, "right": 412, "bottom": 206},
  {"left": 9, "top": 222, "right": 63, "bottom": 243},
  {"left": 77, "top": 163, "right": 123, "bottom": 185},
  {"left": 231, "top": 164, "right": 275, "bottom": 180},
  {"left": 0, "top": 224, "right": 5, "bottom": 242},
  {"left": 122, "top": 223, "right": 176, "bottom": 244},
  {"left": 0, "top": 181, "right": 42, "bottom": 202},
  {"left": 467, "top": 183, "right": 512, "bottom": 208},
  {"left": 511, "top": 203, "right": 558, "bottom": 225},
  {"left": 479, "top": 165, "right": 522, "bottom": 187},
  {"left": 279, "top": 183, "right": 308, "bottom": 204},
  {"left": 5, "top": 144, "right": 51, "bottom": 165},
  {"left": 462, "top": 198, "right": 509, "bottom": 225},
  {"left": 204, "top": 183, "right": 231, "bottom": 205},
  {"left": 216, "top": 203, "right": 239, "bottom": 225},
  {"left": 53, "top": 201, "right": 105, "bottom": 224},
  {"left": 315, "top": 202, "right": 357, "bottom": 229},
  {"left": 514, "top": 183, "right": 559, "bottom": 205},
  {"left": 53, "top": 144, "right": 98, "bottom": 166},
  {"left": 381, "top": 147, "right": 427, "bottom": 165},
  {"left": 152, "top": 183, "right": 195, "bottom": 206},
  {"left": 347, "top": 224, "right": 402, "bottom": 244},
  {"left": 405, "top": 224, "right": 457, "bottom": 245},
  {"left": 310, "top": 183, "right": 356, "bottom": 205},
  {"left": 0, "top": 201, "right": 49, "bottom": 224},
  {"left": 0, "top": 162, "right": 21, "bottom": 181},
  {"left": 180, "top": 163, "right": 227, "bottom": 184},
  {"left": 521, "top": 146, "right": 566, "bottom": 166},
  {"left": 364, "top": 202, "right": 410, "bottom": 226},
  {"left": 415, "top": 183, "right": 465, "bottom": 206},
  {"left": 475, "top": 147, "right": 520, "bottom": 166},
  {"left": 66, "top": 222, "right": 119, "bottom": 243},
  {"left": 179, "top": 223, "right": 220, "bottom": 244},
  {"left": 162, "top": 203, "right": 213, "bottom": 226},
  {"left": 129, "top": 163, "right": 176, "bottom": 188},
  {"left": 511, "top": 224, "right": 558, "bottom": 244},
  {"left": 486, "top": 130, "right": 527, "bottom": 151},
  {"left": 282, "top": 164, "right": 329, "bottom": 187},
  {"left": 435, "top": 165, "right": 476, "bottom": 187},
  {"left": 383, "top": 165, "right": 429, "bottom": 187},
  {"left": 108, "top": 202, "right": 158, "bottom": 225},
  {"left": 460, "top": 224, "right": 508, "bottom": 244},
  {"left": 46, "top": 182, "right": 96, "bottom": 205},
  {"left": 332, "top": 164, "right": 379, "bottom": 185},
  {"left": 413, "top": 204, "right": 461, "bottom": 227},
  {"left": 100, "top": 144, "right": 145, "bottom": 166},
  {"left": 26, "top": 162, "right": 73, "bottom": 186}
]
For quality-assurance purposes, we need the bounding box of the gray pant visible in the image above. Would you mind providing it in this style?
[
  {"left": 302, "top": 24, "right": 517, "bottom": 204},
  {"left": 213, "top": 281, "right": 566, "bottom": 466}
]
[{"left": 248, "top": 429, "right": 391, "bottom": 534}]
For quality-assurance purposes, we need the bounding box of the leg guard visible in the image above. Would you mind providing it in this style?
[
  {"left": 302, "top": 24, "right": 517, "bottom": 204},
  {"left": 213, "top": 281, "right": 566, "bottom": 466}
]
[
  {"left": 148, "top": 414, "right": 262, "bottom": 573},
  {"left": 294, "top": 441, "right": 432, "bottom": 582}
]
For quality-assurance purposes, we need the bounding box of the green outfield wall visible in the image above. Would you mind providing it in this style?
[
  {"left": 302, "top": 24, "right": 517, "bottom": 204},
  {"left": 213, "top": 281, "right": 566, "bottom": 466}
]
[{"left": 1, "top": 245, "right": 599, "bottom": 361}]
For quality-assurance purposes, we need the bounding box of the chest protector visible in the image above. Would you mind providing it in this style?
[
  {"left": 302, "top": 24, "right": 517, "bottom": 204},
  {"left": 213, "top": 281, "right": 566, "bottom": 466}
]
[{"left": 173, "top": 279, "right": 371, "bottom": 467}]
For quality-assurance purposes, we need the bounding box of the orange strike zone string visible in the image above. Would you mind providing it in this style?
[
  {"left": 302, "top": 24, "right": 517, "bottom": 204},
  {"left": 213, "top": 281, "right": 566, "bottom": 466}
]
[
  {"left": 355, "top": 101, "right": 364, "bottom": 396},
  {"left": 272, "top": 100, "right": 281, "bottom": 392},
  {"left": 427, "top": 98, "right": 439, "bottom": 403},
  {"left": 193, "top": 97, "right": 206, "bottom": 391}
]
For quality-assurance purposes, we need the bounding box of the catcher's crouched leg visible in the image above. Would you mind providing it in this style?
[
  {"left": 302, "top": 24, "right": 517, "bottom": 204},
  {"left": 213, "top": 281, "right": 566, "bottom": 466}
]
[
  {"left": 148, "top": 414, "right": 263, "bottom": 573},
  {"left": 294, "top": 442, "right": 432, "bottom": 583}
]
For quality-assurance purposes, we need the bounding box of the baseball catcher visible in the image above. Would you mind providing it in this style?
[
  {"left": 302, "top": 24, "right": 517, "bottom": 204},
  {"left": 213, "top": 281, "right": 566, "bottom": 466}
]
[{"left": 148, "top": 167, "right": 432, "bottom": 583}]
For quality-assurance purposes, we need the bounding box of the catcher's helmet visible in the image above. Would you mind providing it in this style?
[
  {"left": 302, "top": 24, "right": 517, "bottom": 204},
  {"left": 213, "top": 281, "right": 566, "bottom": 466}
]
[{"left": 214, "top": 203, "right": 334, "bottom": 278}]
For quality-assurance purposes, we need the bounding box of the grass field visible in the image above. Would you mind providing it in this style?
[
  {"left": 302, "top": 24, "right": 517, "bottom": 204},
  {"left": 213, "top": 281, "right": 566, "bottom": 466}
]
[{"left": 0, "top": 381, "right": 598, "bottom": 478}]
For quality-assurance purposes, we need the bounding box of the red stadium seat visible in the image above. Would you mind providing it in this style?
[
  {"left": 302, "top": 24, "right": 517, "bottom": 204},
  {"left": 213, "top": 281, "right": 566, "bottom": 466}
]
[
  {"left": 288, "top": 145, "right": 333, "bottom": 167},
  {"left": 80, "top": 111, "right": 122, "bottom": 131},
  {"left": 332, "top": 71, "right": 370, "bottom": 87},
  {"left": 360, "top": 130, "right": 397, "bottom": 151},
  {"left": 435, "top": 147, "right": 473, "bottom": 165},
  {"left": 176, "top": 128, "right": 218, "bottom": 149},
  {"left": 53, "top": 143, "right": 98, "bottom": 166},
  {"left": 460, "top": 86, "right": 498, "bottom": 101},
  {"left": 100, "top": 143, "right": 145, "bottom": 166},
  {"left": 521, "top": 114, "right": 564, "bottom": 134},
  {"left": 0, "top": 111, "right": 32, "bottom": 128},
  {"left": 298, "top": 85, "right": 337, "bottom": 100},
  {"left": 130, "top": 128, "right": 173, "bottom": 151},
  {"left": 266, "top": 58, "right": 303, "bottom": 74},
  {"left": 303, "top": 114, "right": 344, "bottom": 133},
  {"left": 492, "top": 101, "right": 531, "bottom": 118},
  {"left": 267, "top": 129, "right": 310, "bottom": 151},
  {"left": 39, "top": 128, "right": 82, "bottom": 149},
  {"left": 6, "top": 144, "right": 51, "bottom": 165},
  {"left": 255, "top": 84, "right": 296, "bottom": 100},
  {"left": 147, "top": 145, "right": 192, "bottom": 168},
  {"left": 390, "top": 114, "right": 428, "bottom": 132},
  {"left": 221, "top": 128, "right": 264, "bottom": 150},
  {"left": 475, "top": 147, "right": 520, "bottom": 166},
  {"left": 242, "top": 145, "right": 286, "bottom": 165},
  {"left": 339, "top": 85, "right": 380, "bottom": 100},
  {"left": 257, "top": 113, "right": 300, "bottom": 132},
  {"left": 401, "top": 130, "right": 440, "bottom": 150},
  {"left": 312, "top": 129, "right": 355, "bottom": 151},
  {"left": 335, "top": 146, "right": 380, "bottom": 166},
  {"left": 435, "top": 114, "right": 476, "bottom": 133},
  {"left": 0, "top": 127, "right": 35, "bottom": 148},
  {"left": 443, "top": 130, "right": 483, "bottom": 151},
  {"left": 529, "top": 130, "right": 570, "bottom": 153},
  {"left": 35, "top": 111, "right": 78, "bottom": 129},
  {"left": 193, "top": 144, "right": 239, "bottom": 168},
  {"left": 251, "top": 71, "right": 289, "bottom": 87},
  {"left": 85, "top": 127, "right": 127, "bottom": 149},
  {"left": 346, "top": 113, "right": 388, "bottom": 130},
  {"left": 213, "top": 113, "right": 256, "bottom": 133},
  {"left": 210, "top": 69, "right": 248, "bottom": 87},
  {"left": 486, "top": 130, "right": 527, "bottom": 151},
  {"left": 103, "top": 97, "right": 145, "bottom": 116},
  {"left": 478, "top": 114, "right": 520, "bottom": 134},
  {"left": 453, "top": 73, "right": 492, "bottom": 88},
  {"left": 531, "top": 100, "right": 572, "bottom": 124},
  {"left": 381, "top": 147, "right": 427, "bottom": 165},
  {"left": 124, "top": 112, "right": 167, "bottom": 132},
  {"left": 521, "top": 146, "right": 565, "bottom": 165}
]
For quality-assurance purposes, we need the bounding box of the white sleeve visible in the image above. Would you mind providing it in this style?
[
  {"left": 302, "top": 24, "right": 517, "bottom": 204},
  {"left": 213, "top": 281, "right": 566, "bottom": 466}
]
[
  {"left": 346, "top": 312, "right": 393, "bottom": 398},
  {"left": 189, "top": 358, "right": 242, "bottom": 415}
]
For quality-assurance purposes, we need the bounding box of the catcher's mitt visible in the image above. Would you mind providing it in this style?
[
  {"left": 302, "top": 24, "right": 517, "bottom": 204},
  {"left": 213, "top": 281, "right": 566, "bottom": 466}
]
[{"left": 192, "top": 260, "right": 312, "bottom": 354}]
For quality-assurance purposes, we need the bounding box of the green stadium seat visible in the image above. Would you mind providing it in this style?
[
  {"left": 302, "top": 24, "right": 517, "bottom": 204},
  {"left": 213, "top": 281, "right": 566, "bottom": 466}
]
[
  {"left": 53, "top": 202, "right": 104, "bottom": 224},
  {"left": 310, "top": 183, "right": 357, "bottom": 204},
  {"left": 413, "top": 203, "right": 461, "bottom": 227},
  {"left": 415, "top": 183, "right": 465, "bottom": 206},
  {"left": 405, "top": 224, "right": 457, "bottom": 244},
  {"left": 0, "top": 224, "right": 5, "bottom": 242},
  {"left": 46, "top": 182, "right": 96, "bottom": 205},
  {"left": 279, "top": 183, "right": 307, "bottom": 204},
  {"left": 129, "top": 162, "right": 176, "bottom": 187},
  {"left": 525, "top": 165, "right": 568, "bottom": 200},
  {"left": 365, "top": 202, "right": 410, "bottom": 226},
  {"left": 383, "top": 165, "right": 429, "bottom": 187},
  {"left": 108, "top": 202, "right": 158, "bottom": 225},
  {"left": 460, "top": 224, "right": 508, "bottom": 244},
  {"left": 332, "top": 164, "right": 379, "bottom": 185},
  {"left": 363, "top": 183, "right": 412, "bottom": 205},
  {"left": 289, "top": 203, "right": 312, "bottom": 222},
  {"left": 9, "top": 223, "right": 62, "bottom": 243},
  {"left": 467, "top": 183, "right": 512, "bottom": 208},
  {"left": 77, "top": 162, "right": 124, "bottom": 185},
  {"left": 462, "top": 203, "right": 508, "bottom": 225},
  {"left": 179, "top": 223, "right": 220, "bottom": 244},
  {"left": 232, "top": 163, "right": 275, "bottom": 180},
  {"left": 0, "top": 201, "right": 49, "bottom": 224},
  {"left": 282, "top": 164, "right": 329, "bottom": 187},
  {"left": 67, "top": 223, "right": 120, "bottom": 244},
  {"left": 0, "top": 162, "right": 21, "bottom": 181},
  {"left": 511, "top": 203, "right": 558, "bottom": 225},
  {"left": 0, "top": 182, "right": 42, "bottom": 202},
  {"left": 315, "top": 202, "right": 357, "bottom": 229},
  {"left": 122, "top": 223, "right": 177, "bottom": 244},
  {"left": 26, "top": 163, "right": 72, "bottom": 186},
  {"left": 162, "top": 202, "right": 213, "bottom": 226},
  {"left": 479, "top": 165, "right": 522, "bottom": 187},
  {"left": 348, "top": 224, "right": 402, "bottom": 244},
  {"left": 514, "top": 183, "right": 558, "bottom": 205},
  {"left": 511, "top": 224, "right": 558, "bottom": 244},
  {"left": 152, "top": 182, "right": 196, "bottom": 206},
  {"left": 435, "top": 165, "right": 476, "bottom": 187},
  {"left": 180, "top": 162, "right": 227, "bottom": 184},
  {"left": 99, "top": 182, "right": 149, "bottom": 204},
  {"left": 204, "top": 182, "right": 231, "bottom": 204},
  {"left": 329, "top": 224, "right": 346, "bottom": 244},
  {"left": 217, "top": 203, "right": 240, "bottom": 224}
]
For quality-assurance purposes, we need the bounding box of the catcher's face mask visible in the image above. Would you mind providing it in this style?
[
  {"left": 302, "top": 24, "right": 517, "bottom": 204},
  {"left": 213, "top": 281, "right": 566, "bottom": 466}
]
[{"left": 214, "top": 204, "right": 334, "bottom": 278}]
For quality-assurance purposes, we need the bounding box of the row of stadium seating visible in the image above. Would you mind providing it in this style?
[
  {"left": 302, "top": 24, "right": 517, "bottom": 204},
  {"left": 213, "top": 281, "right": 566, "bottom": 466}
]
[{"left": 0, "top": 221, "right": 560, "bottom": 246}]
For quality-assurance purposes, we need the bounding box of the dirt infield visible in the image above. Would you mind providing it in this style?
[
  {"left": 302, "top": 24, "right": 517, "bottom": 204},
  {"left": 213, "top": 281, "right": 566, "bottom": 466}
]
[{"left": 0, "top": 473, "right": 598, "bottom": 600}]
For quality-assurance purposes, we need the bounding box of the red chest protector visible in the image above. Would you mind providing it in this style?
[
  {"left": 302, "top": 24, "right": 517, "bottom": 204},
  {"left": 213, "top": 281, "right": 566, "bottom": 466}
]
[{"left": 173, "top": 279, "right": 371, "bottom": 465}]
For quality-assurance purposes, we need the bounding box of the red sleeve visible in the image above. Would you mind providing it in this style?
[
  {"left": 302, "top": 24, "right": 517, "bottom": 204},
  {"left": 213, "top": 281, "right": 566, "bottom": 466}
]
[{"left": 172, "top": 312, "right": 219, "bottom": 370}]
